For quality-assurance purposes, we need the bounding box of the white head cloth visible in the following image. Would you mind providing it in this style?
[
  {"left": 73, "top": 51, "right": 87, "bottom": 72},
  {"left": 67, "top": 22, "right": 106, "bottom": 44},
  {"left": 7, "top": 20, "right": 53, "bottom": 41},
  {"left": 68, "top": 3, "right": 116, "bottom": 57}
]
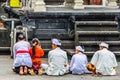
[
  {"left": 52, "top": 38, "right": 61, "bottom": 46},
  {"left": 76, "top": 46, "right": 84, "bottom": 53},
  {"left": 99, "top": 42, "right": 109, "bottom": 48}
]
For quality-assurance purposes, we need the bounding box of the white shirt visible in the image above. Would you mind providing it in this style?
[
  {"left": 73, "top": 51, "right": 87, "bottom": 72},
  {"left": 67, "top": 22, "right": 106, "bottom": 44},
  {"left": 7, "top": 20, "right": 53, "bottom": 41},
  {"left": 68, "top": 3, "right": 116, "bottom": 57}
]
[
  {"left": 13, "top": 40, "right": 32, "bottom": 67},
  {"left": 91, "top": 48, "right": 118, "bottom": 75},
  {"left": 46, "top": 47, "right": 69, "bottom": 76},
  {"left": 70, "top": 52, "right": 88, "bottom": 74}
]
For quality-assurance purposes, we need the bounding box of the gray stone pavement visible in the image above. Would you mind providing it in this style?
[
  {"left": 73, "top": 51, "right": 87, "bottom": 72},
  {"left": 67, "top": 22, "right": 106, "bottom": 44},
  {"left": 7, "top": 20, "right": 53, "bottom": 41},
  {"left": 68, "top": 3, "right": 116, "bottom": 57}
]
[{"left": 0, "top": 55, "right": 120, "bottom": 80}]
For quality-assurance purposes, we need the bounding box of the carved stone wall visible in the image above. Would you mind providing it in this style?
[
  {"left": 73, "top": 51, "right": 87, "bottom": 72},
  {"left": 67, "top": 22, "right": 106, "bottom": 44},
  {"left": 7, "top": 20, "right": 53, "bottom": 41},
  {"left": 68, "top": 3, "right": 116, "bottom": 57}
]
[
  {"left": 44, "top": 0, "right": 64, "bottom": 5},
  {"left": 64, "top": 0, "right": 74, "bottom": 7}
]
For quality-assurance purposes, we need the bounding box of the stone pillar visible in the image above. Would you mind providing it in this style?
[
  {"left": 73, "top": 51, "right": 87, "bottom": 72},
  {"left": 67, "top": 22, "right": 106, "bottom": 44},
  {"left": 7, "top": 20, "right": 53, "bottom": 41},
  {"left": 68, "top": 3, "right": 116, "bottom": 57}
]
[
  {"left": 32, "top": 0, "right": 37, "bottom": 9},
  {"left": 108, "top": 0, "right": 118, "bottom": 7},
  {"left": 21, "top": 0, "right": 31, "bottom": 10},
  {"left": 64, "top": 0, "right": 74, "bottom": 7},
  {"left": 26, "top": 0, "right": 31, "bottom": 9},
  {"left": 74, "top": 0, "right": 84, "bottom": 9},
  {"left": 34, "top": 0, "right": 46, "bottom": 12},
  {"left": 102, "top": 0, "right": 107, "bottom": 6}
]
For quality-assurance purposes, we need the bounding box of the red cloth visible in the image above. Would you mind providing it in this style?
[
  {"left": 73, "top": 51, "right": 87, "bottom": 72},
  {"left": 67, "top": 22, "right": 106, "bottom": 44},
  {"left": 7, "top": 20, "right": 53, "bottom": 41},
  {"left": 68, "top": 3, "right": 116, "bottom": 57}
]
[
  {"left": 32, "top": 61, "right": 41, "bottom": 71},
  {"left": 16, "top": 50, "right": 29, "bottom": 54}
]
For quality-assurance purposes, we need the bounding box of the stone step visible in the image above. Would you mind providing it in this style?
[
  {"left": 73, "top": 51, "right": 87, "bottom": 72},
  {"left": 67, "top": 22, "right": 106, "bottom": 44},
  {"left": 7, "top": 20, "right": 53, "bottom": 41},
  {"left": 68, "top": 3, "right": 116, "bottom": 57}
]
[
  {"left": 77, "top": 35, "right": 120, "bottom": 41},
  {"left": 76, "top": 25, "right": 118, "bottom": 31},
  {"left": 78, "top": 41, "right": 120, "bottom": 45},
  {"left": 0, "top": 47, "right": 10, "bottom": 51},
  {"left": 85, "top": 51, "right": 120, "bottom": 56},
  {"left": 40, "top": 40, "right": 74, "bottom": 49},
  {"left": 79, "top": 44, "right": 120, "bottom": 52},
  {"left": 33, "top": 28, "right": 70, "bottom": 40},
  {"left": 76, "top": 31, "right": 120, "bottom": 35},
  {"left": 75, "top": 21, "right": 118, "bottom": 31},
  {"left": 35, "top": 29, "right": 67, "bottom": 33},
  {"left": 34, "top": 33, "right": 70, "bottom": 40},
  {"left": 65, "top": 49, "right": 120, "bottom": 56},
  {"left": 76, "top": 31, "right": 120, "bottom": 41},
  {"left": 76, "top": 39, "right": 120, "bottom": 52},
  {"left": 75, "top": 21, "right": 118, "bottom": 25},
  {"left": 32, "top": 28, "right": 71, "bottom": 40},
  {"left": 76, "top": 41, "right": 120, "bottom": 51}
]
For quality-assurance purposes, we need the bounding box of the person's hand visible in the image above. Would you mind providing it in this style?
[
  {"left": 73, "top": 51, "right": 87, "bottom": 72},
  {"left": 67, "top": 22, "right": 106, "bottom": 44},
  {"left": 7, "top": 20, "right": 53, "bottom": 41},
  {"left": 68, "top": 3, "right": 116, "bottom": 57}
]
[{"left": 113, "top": 67, "right": 117, "bottom": 71}]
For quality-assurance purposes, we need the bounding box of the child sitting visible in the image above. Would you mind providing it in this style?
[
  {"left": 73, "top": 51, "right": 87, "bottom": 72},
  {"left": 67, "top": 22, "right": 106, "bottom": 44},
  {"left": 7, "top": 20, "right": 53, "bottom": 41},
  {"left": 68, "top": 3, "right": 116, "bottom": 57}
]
[{"left": 29, "top": 38, "right": 44, "bottom": 75}]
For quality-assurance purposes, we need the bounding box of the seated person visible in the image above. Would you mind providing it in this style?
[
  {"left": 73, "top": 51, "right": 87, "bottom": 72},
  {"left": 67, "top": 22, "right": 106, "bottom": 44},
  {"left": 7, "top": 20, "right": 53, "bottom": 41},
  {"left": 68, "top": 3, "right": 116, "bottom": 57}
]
[
  {"left": 13, "top": 34, "right": 32, "bottom": 75},
  {"left": 41, "top": 38, "right": 69, "bottom": 76},
  {"left": 29, "top": 38, "right": 44, "bottom": 75},
  {"left": 87, "top": 42, "right": 118, "bottom": 76},
  {"left": 70, "top": 46, "right": 88, "bottom": 75}
]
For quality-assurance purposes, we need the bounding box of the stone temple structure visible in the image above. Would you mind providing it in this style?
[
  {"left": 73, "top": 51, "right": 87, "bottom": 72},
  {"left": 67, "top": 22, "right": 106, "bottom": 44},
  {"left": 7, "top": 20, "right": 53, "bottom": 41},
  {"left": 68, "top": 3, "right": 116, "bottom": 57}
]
[
  {"left": 19, "top": 0, "right": 119, "bottom": 11},
  {"left": 1, "top": 0, "right": 120, "bottom": 57}
]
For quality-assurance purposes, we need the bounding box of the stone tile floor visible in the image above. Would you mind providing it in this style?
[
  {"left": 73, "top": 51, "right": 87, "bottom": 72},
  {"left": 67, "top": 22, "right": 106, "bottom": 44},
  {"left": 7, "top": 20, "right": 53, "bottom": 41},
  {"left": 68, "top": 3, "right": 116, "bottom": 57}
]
[{"left": 0, "top": 55, "right": 120, "bottom": 80}]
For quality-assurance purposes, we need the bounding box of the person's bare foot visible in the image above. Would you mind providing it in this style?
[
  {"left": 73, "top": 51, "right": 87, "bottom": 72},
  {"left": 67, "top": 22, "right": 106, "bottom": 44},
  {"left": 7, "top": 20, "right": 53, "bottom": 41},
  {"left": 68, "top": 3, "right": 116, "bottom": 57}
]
[
  {"left": 19, "top": 66, "right": 23, "bottom": 75},
  {"left": 38, "top": 68, "right": 43, "bottom": 75},
  {"left": 28, "top": 69, "right": 36, "bottom": 75},
  {"left": 24, "top": 66, "right": 28, "bottom": 75}
]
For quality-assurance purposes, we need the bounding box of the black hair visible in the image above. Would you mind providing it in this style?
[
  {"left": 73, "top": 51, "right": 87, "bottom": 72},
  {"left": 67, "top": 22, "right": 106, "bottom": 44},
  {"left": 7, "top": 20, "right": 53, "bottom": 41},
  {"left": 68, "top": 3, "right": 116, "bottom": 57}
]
[
  {"left": 18, "top": 33, "right": 25, "bottom": 40},
  {"left": 56, "top": 45, "right": 61, "bottom": 47},
  {"left": 32, "top": 38, "right": 39, "bottom": 57}
]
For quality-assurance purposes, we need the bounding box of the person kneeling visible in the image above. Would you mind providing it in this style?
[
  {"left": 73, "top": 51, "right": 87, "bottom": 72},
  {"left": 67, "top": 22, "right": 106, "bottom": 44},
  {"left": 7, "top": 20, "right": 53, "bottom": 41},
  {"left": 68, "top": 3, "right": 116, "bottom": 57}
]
[{"left": 13, "top": 34, "right": 32, "bottom": 75}]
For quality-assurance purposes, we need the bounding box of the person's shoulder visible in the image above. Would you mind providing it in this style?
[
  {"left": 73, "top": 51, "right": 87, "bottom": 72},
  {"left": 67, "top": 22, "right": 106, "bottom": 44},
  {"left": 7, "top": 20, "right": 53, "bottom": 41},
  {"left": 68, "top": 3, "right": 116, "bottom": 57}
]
[
  {"left": 58, "top": 48, "right": 66, "bottom": 53},
  {"left": 61, "top": 49, "right": 66, "bottom": 53},
  {"left": 24, "top": 41, "right": 30, "bottom": 45},
  {"left": 73, "top": 54, "right": 78, "bottom": 57},
  {"left": 93, "top": 50, "right": 101, "bottom": 55},
  {"left": 103, "top": 48, "right": 113, "bottom": 53},
  {"left": 24, "top": 41, "right": 30, "bottom": 43},
  {"left": 82, "top": 53, "right": 87, "bottom": 57},
  {"left": 36, "top": 46, "right": 42, "bottom": 49},
  {"left": 48, "top": 50, "right": 55, "bottom": 56},
  {"left": 107, "top": 49, "right": 114, "bottom": 55},
  {"left": 95, "top": 50, "right": 100, "bottom": 53},
  {"left": 14, "top": 41, "right": 19, "bottom": 46},
  {"left": 60, "top": 49, "right": 67, "bottom": 55},
  {"left": 71, "top": 54, "right": 76, "bottom": 59},
  {"left": 49, "top": 49, "right": 54, "bottom": 54}
]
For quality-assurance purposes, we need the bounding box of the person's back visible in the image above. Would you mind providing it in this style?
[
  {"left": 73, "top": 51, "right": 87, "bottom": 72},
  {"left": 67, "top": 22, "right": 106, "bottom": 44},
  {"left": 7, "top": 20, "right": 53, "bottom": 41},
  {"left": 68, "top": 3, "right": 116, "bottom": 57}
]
[
  {"left": 13, "top": 34, "right": 32, "bottom": 75},
  {"left": 41, "top": 38, "right": 69, "bottom": 76},
  {"left": 87, "top": 42, "right": 118, "bottom": 76},
  {"left": 91, "top": 48, "right": 117, "bottom": 75},
  {"left": 30, "top": 46, "right": 44, "bottom": 64},
  {"left": 14, "top": 40, "right": 30, "bottom": 59},
  {"left": 14, "top": 40, "right": 30, "bottom": 51},
  {"left": 29, "top": 38, "right": 44, "bottom": 64},
  {"left": 47, "top": 47, "right": 68, "bottom": 76},
  {"left": 29, "top": 38, "right": 44, "bottom": 75},
  {"left": 70, "top": 46, "right": 88, "bottom": 74},
  {"left": 48, "top": 47, "right": 67, "bottom": 68}
]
